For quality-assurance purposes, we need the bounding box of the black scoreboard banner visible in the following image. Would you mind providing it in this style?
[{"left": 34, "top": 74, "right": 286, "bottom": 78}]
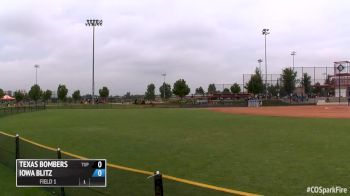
[{"left": 16, "top": 159, "right": 107, "bottom": 187}]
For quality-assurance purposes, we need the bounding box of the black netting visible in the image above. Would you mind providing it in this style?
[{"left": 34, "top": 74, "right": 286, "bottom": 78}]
[{"left": 0, "top": 133, "right": 240, "bottom": 196}]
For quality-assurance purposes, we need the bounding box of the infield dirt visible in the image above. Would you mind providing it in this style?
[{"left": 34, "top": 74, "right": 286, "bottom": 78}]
[{"left": 209, "top": 105, "right": 350, "bottom": 119}]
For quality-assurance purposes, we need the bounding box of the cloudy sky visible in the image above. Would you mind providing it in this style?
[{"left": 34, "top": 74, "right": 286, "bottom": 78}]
[{"left": 1, "top": 0, "right": 350, "bottom": 95}]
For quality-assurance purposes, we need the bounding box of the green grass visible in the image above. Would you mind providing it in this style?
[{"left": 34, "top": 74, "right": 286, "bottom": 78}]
[
  {"left": 0, "top": 108, "right": 349, "bottom": 195},
  {"left": 0, "top": 163, "right": 51, "bottom": 196}
]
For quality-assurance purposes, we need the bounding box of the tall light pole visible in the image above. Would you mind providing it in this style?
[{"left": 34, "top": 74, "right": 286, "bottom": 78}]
[
  {"left": 86, "top": 19, "right": 103, "bottom": 104},
  {"left": 257, "top": 59, "right": 263, "bottom": 72},
  {"left": 161, "top": 73, "right": 166, "bottom": 100},
  {"left": 291, "top": 51, "right": 296, "bottom": 69},
  {"left": 34, "top": 64, "right": 40, "bottom": 85},
  {"left": 262, "top": 28, "right": 270, "bottom": 100}
]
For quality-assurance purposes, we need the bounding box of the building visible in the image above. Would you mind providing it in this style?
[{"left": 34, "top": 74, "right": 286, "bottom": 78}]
[{"left": 331, "top": 61, "right": 350, "bottom": 98}]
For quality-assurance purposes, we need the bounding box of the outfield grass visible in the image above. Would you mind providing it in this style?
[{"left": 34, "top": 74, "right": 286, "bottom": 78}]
[
  {"left": 0, "top": 108, "right": 349, "bottom": 195},
  {"left": 0, "top": 163, "right": 51, "bottom": 196}
]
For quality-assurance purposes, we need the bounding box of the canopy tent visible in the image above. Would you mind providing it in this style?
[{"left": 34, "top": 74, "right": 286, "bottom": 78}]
[{"left": 1, "top": 95, "right": 15, "bottom": 101}]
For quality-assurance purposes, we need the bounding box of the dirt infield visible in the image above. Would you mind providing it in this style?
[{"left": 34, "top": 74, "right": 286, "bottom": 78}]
[{"left": 209, "top": 105, "right": 350, "bottom": 119}]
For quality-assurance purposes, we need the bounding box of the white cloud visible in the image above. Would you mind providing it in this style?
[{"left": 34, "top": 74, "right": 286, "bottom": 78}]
[{"left": 1, "top": 0, "right": 350, "bottom": 95}]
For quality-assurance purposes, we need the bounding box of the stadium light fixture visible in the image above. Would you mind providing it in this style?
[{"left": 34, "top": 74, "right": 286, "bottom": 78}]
[
  {"left": 262, "top": 28, "right": 270, "bottom": 100},
  {"left": 34, "top": 64, "right": 40, "bottom": 85},
  {"left": 291, "top": 51, "right": 296, "bottom": 69},
  {"left": 86, "top": 19, "right": 103, "bottom": 104}
]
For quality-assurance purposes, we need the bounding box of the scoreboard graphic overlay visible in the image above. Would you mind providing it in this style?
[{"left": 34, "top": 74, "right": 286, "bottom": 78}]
[{"left": 16, "top": 159, "right": 107, "bottom": 187}]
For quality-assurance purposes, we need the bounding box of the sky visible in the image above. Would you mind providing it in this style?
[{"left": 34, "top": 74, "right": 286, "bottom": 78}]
[{"left": 1, "top": 0, "right": 350, "bottom": 95}]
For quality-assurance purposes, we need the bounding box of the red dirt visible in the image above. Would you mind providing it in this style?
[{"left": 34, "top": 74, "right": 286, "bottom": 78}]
[{"left": 209, "top": 105, "right": 350, "bottom": 119}]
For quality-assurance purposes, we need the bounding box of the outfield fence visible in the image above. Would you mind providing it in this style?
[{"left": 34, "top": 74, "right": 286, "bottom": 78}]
[
  {"left": 0, "top": 131, "right": 260, "bottom": 196},
  {"left": 0, "top": 105, "right": 46, "bottom": 117}
]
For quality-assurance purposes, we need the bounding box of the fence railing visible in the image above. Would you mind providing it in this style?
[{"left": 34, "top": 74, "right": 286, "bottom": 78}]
[
  {"left": 0, "top": 105, "right": 46, "bottom": 117},
  {"left": 0, "top": 131, "right": 260, "bottom": 196}
]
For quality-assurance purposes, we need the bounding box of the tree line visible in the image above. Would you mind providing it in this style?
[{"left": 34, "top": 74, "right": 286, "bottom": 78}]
[
  {"left": 143, "top": 79, "right": 242, "bottom": 101},
  {"left": 246, "top": 67, "right": 328, "bottom": 98},
  {"left": 5, "top": 67, "right": 323, "bottom": 104},
  {"left": 0, "top": 84, "right": 110, "bottom": 104}
]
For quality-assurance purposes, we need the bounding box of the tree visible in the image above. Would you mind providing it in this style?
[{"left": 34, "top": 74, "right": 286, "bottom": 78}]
[
  {"left": 313, "top": 82, "right": 322, "bottom": 95},
  {"left": 267, "top": 84, "right": 280, "bottom": 98},
  {"left": 301, "top": 73, "right": 312, "bottom": 96},
  {"left": 230, "top": 83, "right": 241, "bottom": 93},
  {"left": 159, "top": 83, "right": 172, "bottom": 99},
  {"left": 281, "top": 68, "right": 297, "bottom": 96},
  {"left": 42, "top": 90, "right": 52, "bottom": 104},
  {"left": 124, "top": 92, "right": 131, "bottom": 99},
  {"left": 144, "top": 83, "right": 156, "bottom": 101},
  {"left": 195, "top": 86, "right": 205, "bottom": 95},
  {"left": 324, "top": 75, "right": 333, "bottom": 85},
  {"left": 246, "top": 68, "right": 264, "bottom": 95},
  {"left": 57, "top": 84, "right": 68, "bottom": 102},
  {"left": 0, "top": 88, "right": 4, "bottom": 98},
  {"left": 324, "top": 75, "right": 334, "bottom": 96},
  {"left": 173, "top": 79, "right": 190, "bottom": 99},
  {"left": 72, "top": 90, "right": 81, "bottom": 103},
  {"left": 28, "top": 84, "right": 42, "bottom": 105},
  {"left": 14, "top": 90, "right": 25, "bottom": 103},
  {"left": 207, "top": 84, "right": 216, "bottom": 94},
  {"left": 99, "top": 87, "right": 109, "bottom": 101},
  {"left": 223, "top": 88, "right": 230, "bottom": 93}
]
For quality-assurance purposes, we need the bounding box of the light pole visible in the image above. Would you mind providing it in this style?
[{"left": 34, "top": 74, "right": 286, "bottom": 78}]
[
  {"left": 291, "top": 51, "right": 296, "bottom": 69},
  {"left": 161, "top": 73, "right": 166, "bottom": 100},
  {"left": 262, "top": 28, "right": 270, "bottom": 100},
  {"left": 257, "top": 59, "right": 263, "bottom": 72},
  {"left": 34, "top": 64, "right": 40, "bottom": 85},
  {"left": 86, "top": 19, "right": 103, "bottom": 104}
]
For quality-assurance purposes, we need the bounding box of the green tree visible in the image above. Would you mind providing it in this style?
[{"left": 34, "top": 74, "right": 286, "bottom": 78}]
[
  {"left": 124, "top": 92, "right": 131, "bottom": 100},
  {"left": 301, "top": 73, "right": 312, "bottom": 95},
  {"left": 42, "top": 90, "right": 52, "bottom": 104},
  {"left": 145, "top": 83, "right": 156, "bottom": 101},
  {"left": 281, "top": 68, "right": 297, "bottom": 96},
  {"left": 57, "top": 84, "right": 68, "bottom": 102},
  {"left": 28, "top": 84, "right": 42, "bottom": 105},
  {"left": 223, "top": 88, "right": 230, "bottom": 93},
  {"left": 207, "top": 84, "right": 216, "bottom": 94},
  {"left": 173, "top": 79, "right": 190, "bottom": 99},
  {"left": 159, "top": 83, "right": 172, "bottom": 99},
  {"left": 72, "top": 90, "right": 81, "bottom": 103},
  {"left": 0, "top": 88, "right": 4, "bottom": 98},
  {"left": 313, "top": 82, "right": 322, "bottom": 95},
  {"left": 267, "top": 84, "right": 280, "bottom": 97},
  {"left": 230, "top": 83, "right": 241, "bottom": 93},
  {"left": 99, "top": 87, "right": 109, "bottom": 101},
  {"left": 14, "top": 90, "right": 25, "bottom": 103},
  {"left": 324, "top": 75, "right": 334, "bottom": 96},
  {"left": 246, "top": 68, "right": 264, "bottom": 95},
  {"left": 195, "top": 86, "right": 205, "bottom": 95}
]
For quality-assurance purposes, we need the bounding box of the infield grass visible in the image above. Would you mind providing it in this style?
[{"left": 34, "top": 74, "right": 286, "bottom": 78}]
[{"left": 0, "top": 108, "right": 349, "bottom": 195}]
